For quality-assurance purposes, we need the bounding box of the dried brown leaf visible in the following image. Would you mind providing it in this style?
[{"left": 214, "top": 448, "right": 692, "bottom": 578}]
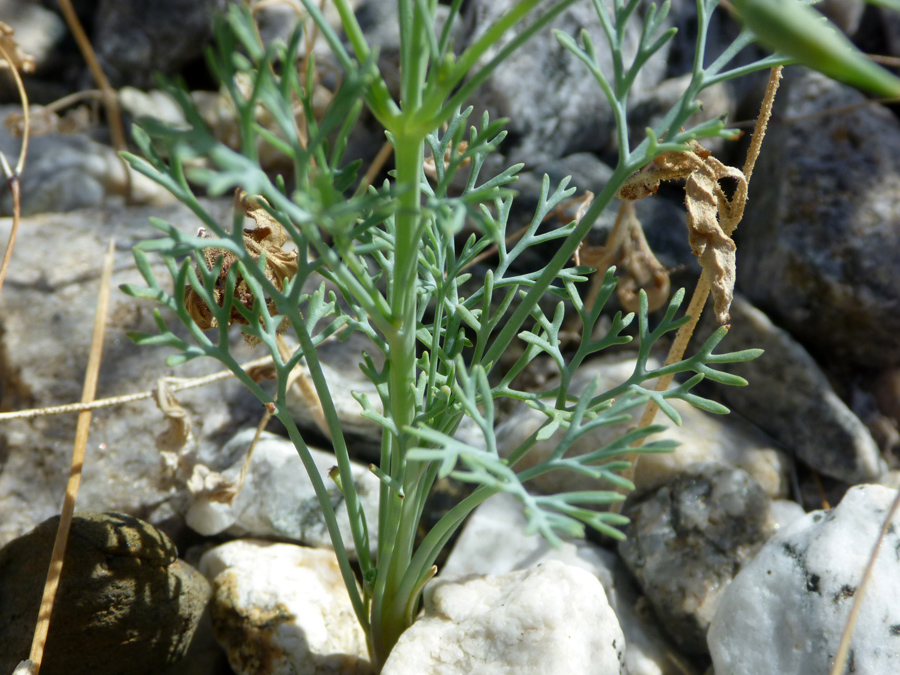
[
  {"left": 184, "top": 190, "right": 299, "bottom": 342},
  {"left": 617, "top": 141, "right": 746, "bottom": 324}
]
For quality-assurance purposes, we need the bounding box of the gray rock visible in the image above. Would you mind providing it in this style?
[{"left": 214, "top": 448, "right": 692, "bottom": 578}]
[
  {"left": 0, "top": 109, "right": 175, "bottom": 216},
  {"left": 737, "top": 70, "right": 900, "bottom": 368},
  {"left": 90, "top": 0, "right": 229, "bottom": 89},
  {"left": 460, "top": 0, "right": 667, "bottom": 165},
  {"left": 696, "top": 295, "right": 884, "bottom": 484},
  {"left": 708, "top": 484, "right": 900, "bottom": 675},
  {"left": 183, "top": 428, "right": 380, "bottom": 560},
  {"left": 618, "top": 463, "right": 775, "bottom": 654},
  {"left": 0, "top": 512, "right": 210, "bottom": 675},
  {"left": 0, "top": 0, "right": 67, "bottom": 73},
  {"left": 0, "top": 201, "right": 263, "bottom": 548}
]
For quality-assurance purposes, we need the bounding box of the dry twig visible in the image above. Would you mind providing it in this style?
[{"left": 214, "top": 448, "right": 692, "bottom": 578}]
[
  {"left": 56, "top": 0, "right": 132, "bottom": 201},
  {"left": 616, "top": 65, "right": 783, "bottom": 493},
  {"left": 28, "top": 241, "right": 116, "bottom": 674}
]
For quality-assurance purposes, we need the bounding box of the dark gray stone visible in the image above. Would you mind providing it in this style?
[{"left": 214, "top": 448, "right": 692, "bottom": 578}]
[
  {"left": 91, "top": 0, "right": 231, "bottom": 89},
  {"left": 737, "top": 70, "right": 900, "bottom": 368},
  {"left": 618, "top": 463, "right": 775, "bottom": 655},
  {"left": 460, "top": 0, "right": 667, "bottom": 165},
  {"left": 695, "top": 295, "right": 884, "bottom": 484},
  {"left": 0, "top": 512, "right": 211, "bottom": 675}
]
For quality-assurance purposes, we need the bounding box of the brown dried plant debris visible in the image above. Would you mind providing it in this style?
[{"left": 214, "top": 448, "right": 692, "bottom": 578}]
[
  {"left": 0, "top": 22, "right": 35, "bottom": 74},
  {"left": 4, "top": 105, "right": 92, "bottom": 138},
  {"left": 185, "top": 190, "right": 299, "bottom": 342},
  {"left": 616, "top": 140, "right": 748, "bottom": 324},
  {"left": 576, "top": 197, "right": 671, "bottom": 314}
]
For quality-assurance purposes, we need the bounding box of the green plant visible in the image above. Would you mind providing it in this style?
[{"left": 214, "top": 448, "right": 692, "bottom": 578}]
[{"left": 119, "top": 0, "right": 802, "bottom": 667}]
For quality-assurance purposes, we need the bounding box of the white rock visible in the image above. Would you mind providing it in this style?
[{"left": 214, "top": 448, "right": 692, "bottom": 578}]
[
  {"left": 495, "top": 353, "right": 790, "bottom": 498},
  {"left": 200, "top": 539, "right": 372, "bottom": 675},
  {"left": 708, "top": 484, "right": 900, "bottom": 675},
  {"left": 382, "top": 560, "right": 625, "bottom": 675},
  {"left": 443, "top": 492, "right": 687, "bottom": 675},
  {"left": 184, "top": 429, "right": 380, "bottom": 560}
]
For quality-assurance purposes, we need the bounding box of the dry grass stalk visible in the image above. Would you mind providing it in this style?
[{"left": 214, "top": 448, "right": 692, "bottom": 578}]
[
  {"left": 0, "top": 355, "right": 275, "bottom": 421},
  {"left": 577, "top": 198, "right": 671, "bottom": 316},
  {"left": 28, "top": 240, "right": 116, "bottom": 674},
  {"left": 616, "top": 65, "right": 783, "bottom": 492},
  {"left": 56, "top": 0, "right": 132, "bottom": 201},
  {"left": 830, "top": 487, "right": 900, "bottom": 675},
  {"left": 0, "top": 29, "right": 31, "bottom": 303}
]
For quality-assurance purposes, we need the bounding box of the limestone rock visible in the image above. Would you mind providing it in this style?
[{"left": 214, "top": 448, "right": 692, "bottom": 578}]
[
  {"left": 183, "top": 428, "right": 380, "bottom": 560},
  {"left": 382, "top": 560, "right": 626, "bottom": 675},
  {"left": 708, "top": 484, "right": 900, "bottom": 675},
  {"left": 0, "top": 200, "right": 262, "bottom": 548},
  {"left": 460, "top": 0, "right": 666, "bottom": 164},
  {"left": 200, "top": 539, "right": 372, "bottom": 675},
  {"left": 0, "top": 118, "right": 175, "bottom": 216},
  {"left": 696, "top": 295, "right": 884, "bottom": 483},
  {"left": 0, "top": 512, "right": 210, "bottom": 675},
  {"left": 618, "top": 464, "right": 775, "bottom": 654},
  {"left": 444, "top": 492, "right": 690, "bottom": 675}
]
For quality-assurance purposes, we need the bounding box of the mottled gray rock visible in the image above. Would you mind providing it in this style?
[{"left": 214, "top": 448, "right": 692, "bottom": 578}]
[
  {"left": 460, "top": 0, "right": 667, "bottom": 164},
  {"left": 200, "top": 539, "right": 372, "bottom": 675},
  {"left": 696, "top": 295, "right": 884, "bottom": 484},
  {"left": 183, "top": 428, "right": 380, "bottom": 560},
  {"left": 0, "top": 512, "right": 210, "bottom": 675},
  {"left": 382, "top": 560, "right": 626, "bottom": 675},
  {"left": 708, "top": 484, "right": 900, "bottom": 675},
  {"left": 737, "top": 70, "right": 900, "bottom": 368},
  {"left": 618, "top": 464, "right": 776, "bottom": 654},
  {"left": 0, "top": 201, "right": 262, "bottom": 548},
  {"left": 444, "top": 492, "right": 690, "bottom": 675},
  {"left": 496, "top": 352, "right": 791, "bottom": 499},
  {"left": 0, "top": 112, "right": 174, "bottom": 215}
]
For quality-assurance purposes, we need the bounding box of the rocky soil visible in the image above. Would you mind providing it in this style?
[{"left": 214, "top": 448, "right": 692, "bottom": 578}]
[{"left": 1, "top": 1, "right": 900, "bottom": 674}]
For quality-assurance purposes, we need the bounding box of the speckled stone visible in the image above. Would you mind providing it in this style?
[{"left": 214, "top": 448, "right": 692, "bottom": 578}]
[{"left": 0, "top": 512, "right": 210, "bottom": 675}]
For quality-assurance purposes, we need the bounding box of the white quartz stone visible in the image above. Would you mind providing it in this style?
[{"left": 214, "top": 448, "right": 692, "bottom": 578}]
[
  {"left": 381, "top": 560, "right": 625, "bottom": 675},
  {"left": 184, "top": 429, "right": 379, "bottom": 559},
  {"left": 708, "top": 484, "right": 900, "bottom": 675},
  {"left": 200, "top": 539, "right": 372, "bottom": 675},
  {"left": 443, "top": 492, "right": 687, "bottom": 675}
]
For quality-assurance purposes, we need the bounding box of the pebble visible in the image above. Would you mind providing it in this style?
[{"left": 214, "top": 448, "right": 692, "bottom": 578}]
[
  {"left": 737, "top": 70, "right": 900, "bottom": 368},
  {"left": 199, "top": 539, "right": 372, "bottom": 675},
  {"left": 696, "top": 295, "right": 885, "bottom": 484},
  {"left": 708, "top": 484, "right": 900, "bottom": 675},
  {"left": 183, "top": 428, "right": 380, "bottom": 561},
  {"left": 618, "top": 463, "right": 775, "bottom": 654},
  {"left": 444, "top": 492, "right": 692, "bottom": 675},
  {"left": 382, "top": 560, "right": 626, "bottom": 675},
  {"left": 0, "top": 512, "right": 210, "bottom": 675}
]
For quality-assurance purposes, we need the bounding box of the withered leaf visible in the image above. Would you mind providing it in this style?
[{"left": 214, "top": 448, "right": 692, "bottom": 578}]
[
  {"left": 185, "top": 190, "right": 299, "bottom": 342},
  {"left": 617, "top": 141, "right": 747, "bottom": 324}
]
